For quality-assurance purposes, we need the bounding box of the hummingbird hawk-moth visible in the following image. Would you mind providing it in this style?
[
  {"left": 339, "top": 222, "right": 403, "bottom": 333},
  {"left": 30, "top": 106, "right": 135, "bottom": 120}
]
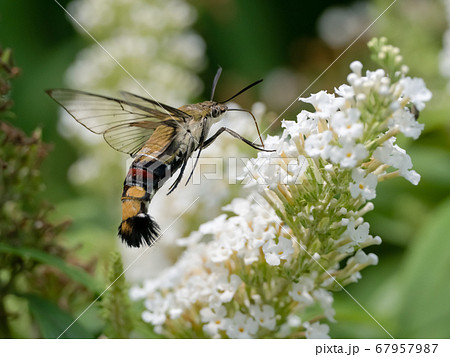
[{"left": 46, "top": 68, "right": 269, "bottom": 248}]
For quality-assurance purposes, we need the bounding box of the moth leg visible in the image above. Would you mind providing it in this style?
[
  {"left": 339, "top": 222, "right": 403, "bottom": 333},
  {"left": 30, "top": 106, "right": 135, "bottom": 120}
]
[
  {"left": 184, "top": 117, "right": 208, "bottom": 186},
  {"left": 168, "top": 117, "right": 208, "bottom": 193},
  {"left": 203, "top": 127, "right": 274, "bottom": 152},
  {"left": 167, "top": 154, "right": 189, "bottom": 195}
]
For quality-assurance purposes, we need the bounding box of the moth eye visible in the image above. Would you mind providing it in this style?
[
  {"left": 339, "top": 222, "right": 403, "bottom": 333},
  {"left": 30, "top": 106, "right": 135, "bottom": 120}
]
[{"left": 212, "top": 107, "right": 221, "bottom": 117}]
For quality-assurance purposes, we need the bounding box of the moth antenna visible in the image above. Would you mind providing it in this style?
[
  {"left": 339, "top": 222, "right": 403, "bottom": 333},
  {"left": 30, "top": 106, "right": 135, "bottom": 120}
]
[
  {"left": 210, "top": 66, "right": 223, "bottom": 101},
  {"left": 227, "top": 108, "right": 265, "bottom": 148},
  {"left": 219, "top": 79, "right": 263, "bottom": 104}
]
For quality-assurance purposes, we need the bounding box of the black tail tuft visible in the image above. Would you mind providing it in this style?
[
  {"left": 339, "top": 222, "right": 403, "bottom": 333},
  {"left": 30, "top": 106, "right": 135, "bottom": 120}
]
[{"left": 118, "top": 213, "right": 160, "bottom": 248}]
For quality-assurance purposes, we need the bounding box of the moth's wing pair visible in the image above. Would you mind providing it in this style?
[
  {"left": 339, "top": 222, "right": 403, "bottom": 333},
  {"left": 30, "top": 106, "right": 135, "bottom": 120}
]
[{"left": 46, "top": 89, "right": 190, "bottom": 156}]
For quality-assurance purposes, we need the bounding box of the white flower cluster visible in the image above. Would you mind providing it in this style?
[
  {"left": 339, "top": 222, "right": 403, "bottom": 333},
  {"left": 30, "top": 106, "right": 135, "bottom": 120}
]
[
  {"left": 130, "top": 197, "right": 334, "bottom": 338},
  {"left": 130, "top": 39, "right": 431, "bottom": 338},
  {"left": 66, "top": 0, "right": 205, "bottom": 103},
  {"left": 248, "top": 67, "right": 429, "bottom": 195}
]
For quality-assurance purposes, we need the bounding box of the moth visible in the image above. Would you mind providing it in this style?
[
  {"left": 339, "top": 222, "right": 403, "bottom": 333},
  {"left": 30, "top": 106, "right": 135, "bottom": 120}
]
[{"left": 46, "top": 68, "right": 270, "bottom": 248}]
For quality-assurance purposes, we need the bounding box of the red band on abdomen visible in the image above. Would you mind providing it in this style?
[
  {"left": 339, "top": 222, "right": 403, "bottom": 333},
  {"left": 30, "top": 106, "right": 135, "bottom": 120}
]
[{"left": 128, "top": 168, "right": 153, "bottom": 180}]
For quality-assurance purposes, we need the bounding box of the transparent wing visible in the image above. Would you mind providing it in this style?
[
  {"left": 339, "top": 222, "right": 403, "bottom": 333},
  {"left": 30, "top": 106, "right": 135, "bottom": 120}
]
[
  {"left": 120, "top": 91, "right": 191, "bottom": 119},
  {"left": 103, "top": 122, "right": 161, "bottom": 156},
  {"left": 46, "top": 88, "right": 188, "bottom": 155}
]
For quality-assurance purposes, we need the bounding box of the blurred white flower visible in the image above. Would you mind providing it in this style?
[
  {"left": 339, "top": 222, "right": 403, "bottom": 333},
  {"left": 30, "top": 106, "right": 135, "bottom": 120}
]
[
  {"left": 249, "top": 304, "right": 277, "bottom": 331},
  {"left": 200, "top": 305, "right": 228, "bottom": 337},
  {"left": 399, "top": 77, "right": 432, "bottom": 111},
  {"left": 289, "top": 275, "right": 315, "bottom": 305},
  {"left": 318, "top": 2, "right": 371, "bottom": 49},
  {"left": 304, "top": 321, "right": 330, "bottom": 339},
  {"left": 226, "top": 311, "right": 258, "bottom": 339},
  {"left": 313, "top": 289, "right": 335, "bottom": 322}
]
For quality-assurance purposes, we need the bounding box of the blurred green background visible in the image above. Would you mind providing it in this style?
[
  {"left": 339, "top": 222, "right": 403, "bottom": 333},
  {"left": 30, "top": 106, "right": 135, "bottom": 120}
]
[{"left": 1, "top": 0, "right": 449, "bottom": 338}]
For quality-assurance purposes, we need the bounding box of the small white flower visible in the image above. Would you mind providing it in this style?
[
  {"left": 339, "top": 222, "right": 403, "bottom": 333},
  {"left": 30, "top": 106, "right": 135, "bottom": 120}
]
[
  {"left": 213, "top": 274, "right": 242, "bottom": 304},
  {"left": 337, "top": 219, "right": 372, "bottom": 253},
  {"left": 289, "top": 275, "right": 315, "bottom": 305},
  {"left": 142, "top": 310, "right": 166, "bottom": 326},
  {"left": 283, "top": 111, "right": 318, "bottom": 137},
  {"left": 329, "top": 142, "right": 368, "bottom": 168},
  {"left": 354, "top": 249, "right": 378, "bottom": 265},
  {"left": 246, "top": 218, "right": 275, "bottom": 249},
  {"left": 330, "top": 108, "right": 364, "bottom": 140},
  {"left": 345, "top": 220, "right": 370, "bottom": 244},
  {"left": 347, "top": 72, "right": 362, "bottom": 87},
  {"left": 288, "top": 314, "right": 302, "bottom": 328},
  {"left": 402, "top": 168, "right": 421, "bottom": 185},
  {"left": 200, "top": 305, "right": 228, "bottom": 336},
  {"left": 349, "top": 60, "right": 363, "bottom": 76},
  {"left": 142, "top": 292, "right": 169, "bottom": 326},
  {"left": 199, "top": 214, "right": 228, "bottom": 235},
  {"left": 226, "top": 311, "right": 259, "bottom": 338},
  {"left": 313, "top": 289, "right": 335, "bottom": 322},
  {"left": 263, "top": 237, "right": 295, "bottom": 266},
  {"left": 304, "top": 321, "right": 330, "bottom": 339},
  {"left": 349, "top": 168, "right": 377, "bottom": 200},
  {"left": 300, "top": 91, "right": 344, "bottom": 117},
  {"left": 304, "top": 131, "right": 333, "bottom": 159},
  {"left": 335, "top": 84, "right": 355, "bottom": 100},
  {"left": 209, "top": 241, "right": 233, "bottom": 262},
  {"left": 222, "top": 198, "right": 251, "bottom": 217},
  {"left": 284, "top": 157, "right": 309, "bottom": 184},
  {"left": 278, "top": 314, "right": 302, "bottom": 338},
  {"left": 399, "top": 77, "right": 432, "bottom": 111},
  {"left": 373, "top": 139, "right": 420, "bottom": 184},
  {"left": 388, "top": 108, "right": 424, "bottom": 139},
  {"left": 249, "top": 304, "right": 276, "bottom": 330}
]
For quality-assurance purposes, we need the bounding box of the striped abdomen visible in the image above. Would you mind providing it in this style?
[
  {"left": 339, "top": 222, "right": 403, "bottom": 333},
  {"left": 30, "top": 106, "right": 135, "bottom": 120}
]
[{"left": 118, "top": 125, "right": 191, "bottom": 247}]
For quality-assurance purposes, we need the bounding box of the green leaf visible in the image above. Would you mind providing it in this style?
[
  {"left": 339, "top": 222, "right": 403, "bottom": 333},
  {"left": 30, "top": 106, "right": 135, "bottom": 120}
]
[
  {"left": 101, "top": 252, "right": 133, "bottom": 338},
  {"left": 396, "top": 197, "right": 450, "bottom": 338},
  {"left": 0, "top": 243, "right": 101, "bottom": 294},
  {"left": 24, "top": 294, "right": 95, "bottom": 339}
]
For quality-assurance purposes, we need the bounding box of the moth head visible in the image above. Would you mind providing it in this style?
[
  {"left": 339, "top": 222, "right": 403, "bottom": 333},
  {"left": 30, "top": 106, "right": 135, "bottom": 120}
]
[
  {"left": 193, "top": 101, "right": 228, "bottom": 120},
  {"left": 210, "top": 102, "right": 228, "bottom": 118}
]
